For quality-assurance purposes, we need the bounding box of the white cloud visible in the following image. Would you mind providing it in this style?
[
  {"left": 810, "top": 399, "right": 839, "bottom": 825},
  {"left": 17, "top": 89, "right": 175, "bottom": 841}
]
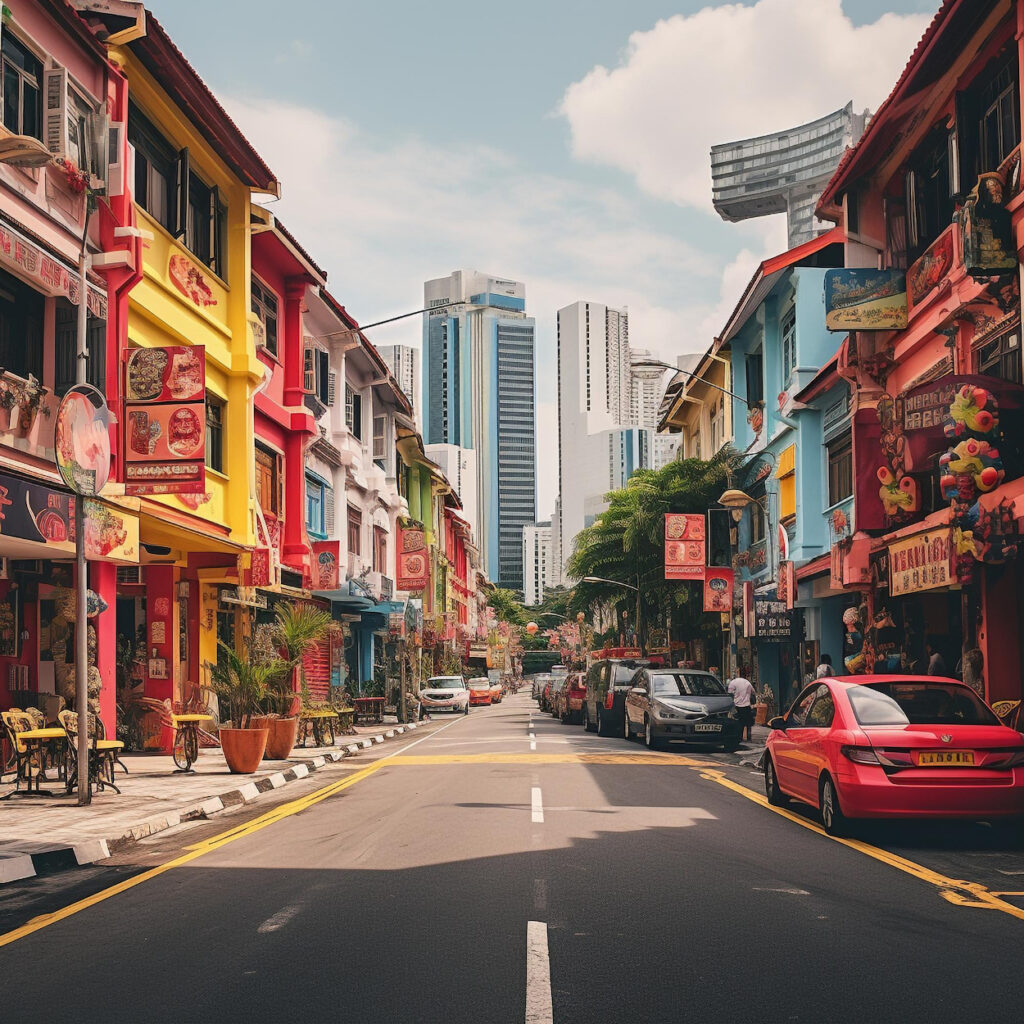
[
  {"left": 560, "top": 0, "right": 932, "bottom": 210},
  {"left": 225, "top": 97, "right": 715, "bottom": 519}
]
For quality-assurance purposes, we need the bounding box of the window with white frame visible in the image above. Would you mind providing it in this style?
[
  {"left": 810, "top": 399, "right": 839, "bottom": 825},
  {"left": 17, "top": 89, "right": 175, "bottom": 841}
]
[{"left": 781, "top": 307, "right": 796, "bottom": 383}]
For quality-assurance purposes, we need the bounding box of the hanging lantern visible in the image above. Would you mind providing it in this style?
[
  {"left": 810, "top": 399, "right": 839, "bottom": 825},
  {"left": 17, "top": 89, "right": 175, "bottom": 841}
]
[{"left": 526, "top": 621, "right": 538, "bottom": 635}]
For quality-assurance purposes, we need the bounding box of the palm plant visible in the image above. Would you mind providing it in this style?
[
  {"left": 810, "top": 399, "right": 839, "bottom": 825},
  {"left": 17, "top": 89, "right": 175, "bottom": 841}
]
[
  {"left": 273, "top": 602, "right": 334, "bottom": 706},
  {"left": 208, "top": 640, "right": 285, "bottom": 728}
]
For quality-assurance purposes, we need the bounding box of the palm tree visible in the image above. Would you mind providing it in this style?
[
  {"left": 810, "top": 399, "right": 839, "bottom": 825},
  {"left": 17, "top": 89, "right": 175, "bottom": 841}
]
[{"left": 273, "top": 602, "right": 334, "bottom": 707}]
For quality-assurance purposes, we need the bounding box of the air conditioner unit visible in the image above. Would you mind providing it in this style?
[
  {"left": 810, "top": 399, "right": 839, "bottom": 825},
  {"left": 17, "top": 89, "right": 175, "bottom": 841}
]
[{"left": 117, "top": 566, "right": 142, "bottom": 585}]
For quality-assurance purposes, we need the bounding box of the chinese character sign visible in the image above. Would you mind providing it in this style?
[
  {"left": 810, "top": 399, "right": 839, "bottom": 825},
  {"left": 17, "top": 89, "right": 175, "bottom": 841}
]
[
  {"left": 888, "top": 529, "right": 952, "bottom": 596},
  {"left": 396, "top": 524, "right": 429, "bottom": 592},
  {"left": 665, "top": 513, "right": 705, "bottom": 580}
]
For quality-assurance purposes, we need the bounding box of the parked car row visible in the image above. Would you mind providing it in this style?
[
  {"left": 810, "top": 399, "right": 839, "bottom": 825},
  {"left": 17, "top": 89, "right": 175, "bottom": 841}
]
[
  {"left": 421, "top": 675, "right": 507, "bottom": 713},
  {"left": 533, "top": 658, "right": 743, "bottom": 751}
]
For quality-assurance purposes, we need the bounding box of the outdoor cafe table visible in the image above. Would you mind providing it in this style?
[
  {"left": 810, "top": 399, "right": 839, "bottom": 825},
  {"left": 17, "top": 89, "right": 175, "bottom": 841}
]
[
  {"left": 6, "top": 727, "right": 65, "bottom": 797},
  {"left": 352, "top": 697, "right": 385, "bottom": 724}
]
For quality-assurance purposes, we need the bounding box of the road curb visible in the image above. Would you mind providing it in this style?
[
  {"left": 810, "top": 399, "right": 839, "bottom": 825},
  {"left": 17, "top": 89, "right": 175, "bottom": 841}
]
[{"left": 3, "top": 722, "right": 421, "bottom": 883}]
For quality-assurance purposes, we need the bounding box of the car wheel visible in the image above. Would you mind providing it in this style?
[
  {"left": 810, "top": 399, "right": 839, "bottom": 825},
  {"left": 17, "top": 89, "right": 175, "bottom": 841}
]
[
  {"left": 623, "top": 711, "right": 633, "bottom": 741},
  {"left": 464, "top": 704, "right": 470, "bottom": 715},
  {"left": 597, "top": 708, "right": 614, "bottom": 737},
  {"left": 644, "top": 715, "right": 661, "bottom": 750},
  {"left": 764, "top": 756, "right": 788, "bottom": 807},
  {"left": 819, "top": 774, "right": 848, "bottom": 837},
  {"left": 722, "top": 738, "right": 741, "bottom": 753},
  {"left": 583, "top": 706, "right": 594, "bottom": 733}
]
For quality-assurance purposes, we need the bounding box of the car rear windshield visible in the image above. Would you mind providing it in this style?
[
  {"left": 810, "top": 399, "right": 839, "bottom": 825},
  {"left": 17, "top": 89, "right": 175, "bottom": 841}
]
[
  {"left": 848, "top": 681, "right": 999, "bottom": 727},
  {"left": 651, "top": 673, "right": 727, "bottom": 697}
]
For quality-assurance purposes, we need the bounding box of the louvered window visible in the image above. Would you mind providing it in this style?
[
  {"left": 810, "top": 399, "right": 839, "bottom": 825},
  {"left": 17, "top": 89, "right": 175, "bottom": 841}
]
[
  {"left": 372, "top": 415, "right": 387, "bottom": 461},
  {"left": 327, "top": 371, "right": 337, "bottom": 406},
  {"left": 324, "top": 486, "right": 335, "bottom": 534}
]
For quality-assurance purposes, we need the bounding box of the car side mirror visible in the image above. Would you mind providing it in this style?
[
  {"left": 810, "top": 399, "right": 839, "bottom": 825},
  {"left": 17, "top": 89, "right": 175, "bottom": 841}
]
[{"left": 768, "top": 716, "right": 786, "bottom": 731}]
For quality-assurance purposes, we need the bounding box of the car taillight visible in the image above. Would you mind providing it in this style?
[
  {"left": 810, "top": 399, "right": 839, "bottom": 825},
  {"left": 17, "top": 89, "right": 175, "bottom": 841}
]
[
  {"left": 988, "top": 747, "right": 1024, "bottom": 768},
  {"left": 840, "top": 745, "right": 881, "bottom": 765},
  {"left": 604, "top": 691, "right": 614, "bottom": 710}
]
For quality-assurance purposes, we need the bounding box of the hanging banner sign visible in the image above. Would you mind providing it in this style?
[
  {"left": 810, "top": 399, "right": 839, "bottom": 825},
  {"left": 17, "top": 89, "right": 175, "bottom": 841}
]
[
  {"left": 123, "top": 346, "right": 206, "bottom": 495},
  {"left": 310, "top": 540, "right": 341, "bottom": 591},
  {"left": 702, "top": 567, "right": 734, "bottom": 613},
  {"left": 55, "top": 385, "right": 112, "bottom": 496},
  {"left": 246, "top": 547, "right": 272, "bottom": 589},
  {"left": 888, "top": 528, "right": 953, "bottom": 596},
  {"left": 665, "top": 513, "right": 706, "bottom": 580},
  {"left": 777, "top": 560, "right": 796, "bottom": 610},
  {"left": 83, "top": 499, "right": 139, "bottom": 564},
  {"left": 755, "top": 598, "right": 795, "bottom": 640},
  {"left": 396, "top": 524, "right": 429, "bottom": 592}
]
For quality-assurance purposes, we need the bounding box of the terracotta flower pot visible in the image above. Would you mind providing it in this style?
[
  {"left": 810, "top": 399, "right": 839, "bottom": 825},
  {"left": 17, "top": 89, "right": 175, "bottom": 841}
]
[
  {"left": 754, "top": 702, "right": 768, "bottom": 726},
  {"left": 264, "top": 716, "right": 299, "bottom": 760},
  {"left": 219, "top": 727, "right": 269, "bottom": 774}
]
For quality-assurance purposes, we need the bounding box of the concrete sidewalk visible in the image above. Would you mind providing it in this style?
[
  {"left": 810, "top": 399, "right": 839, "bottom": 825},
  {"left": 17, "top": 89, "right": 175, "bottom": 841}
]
[{"left": 0, "top": 718, "right": 422, "bottom": 884}]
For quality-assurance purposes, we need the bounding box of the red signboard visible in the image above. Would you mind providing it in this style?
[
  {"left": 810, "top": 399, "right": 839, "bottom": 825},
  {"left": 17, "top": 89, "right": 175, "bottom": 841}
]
[
  {"left": 246, "top": 547, "right": 272, "bottom": 588},
  {"left": 397, "top": 524, "right": 429, "bottom": 592},
  {"left": 665, "top": 513, "right": 705, "bottom": 580},
  {"left": 702, "top": 568, "right": 734, "bottom": 613},
  {"left": 123, "top": 346, "right": 206, "bottom": 495},
  {"left": 311, "top": 540, "right": 341, "bottom": 591},
  {"left": 777, "top": 560, "right": 796, "bottom": 610}
]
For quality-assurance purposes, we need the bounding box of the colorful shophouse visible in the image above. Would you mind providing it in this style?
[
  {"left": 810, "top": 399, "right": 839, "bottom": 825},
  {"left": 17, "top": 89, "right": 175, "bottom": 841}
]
[
  {"left": 0, "top": 0, "right": 140, "bottom": 730},
  {"left": 815, "top": 0, "right": 1024, "bottom": 705},
  {"left": 719, "top": 230, "right": 846, "bottom": 706},
  {"left": 84, "top": 9, "right": 280, "bottom": 738}
]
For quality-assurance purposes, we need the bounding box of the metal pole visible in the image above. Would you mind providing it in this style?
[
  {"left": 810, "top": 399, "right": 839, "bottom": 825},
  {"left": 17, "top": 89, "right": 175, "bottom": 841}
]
[{"left": 75, "top": 244, "right": 90, "bottom": 805}]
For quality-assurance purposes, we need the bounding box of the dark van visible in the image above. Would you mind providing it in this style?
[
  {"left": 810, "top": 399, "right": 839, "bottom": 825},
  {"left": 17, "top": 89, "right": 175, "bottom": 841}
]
[{"left": 583, "top": 658, "right": 648, "bottom": 736}]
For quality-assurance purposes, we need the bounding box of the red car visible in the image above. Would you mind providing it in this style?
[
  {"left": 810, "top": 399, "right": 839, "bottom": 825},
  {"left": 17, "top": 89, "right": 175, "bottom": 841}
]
[{"left": 764, "top": 676, "right": 1024, "bottom": 835}]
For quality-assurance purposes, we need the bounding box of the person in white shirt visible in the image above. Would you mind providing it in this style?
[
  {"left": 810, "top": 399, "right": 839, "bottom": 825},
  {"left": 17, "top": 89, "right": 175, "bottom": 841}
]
[
  {"left": 816, "top": 653, "right": 834, "bottom": 678},
  {"left": 727, "top": 667, "right": 756, "bottom": 742}
]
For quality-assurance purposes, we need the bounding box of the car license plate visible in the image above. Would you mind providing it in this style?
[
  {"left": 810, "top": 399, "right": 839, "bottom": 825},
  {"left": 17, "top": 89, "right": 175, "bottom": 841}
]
[
  {"left": 694, "top": 723, "right": 722, "bottom": 732},
  {"left": 917, "top": 750, "right": 975, "bottom": 766}
]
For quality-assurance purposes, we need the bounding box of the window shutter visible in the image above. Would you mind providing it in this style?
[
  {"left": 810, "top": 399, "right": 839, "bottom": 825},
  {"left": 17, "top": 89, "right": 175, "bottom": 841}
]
[
  {"left": 328, "top": 371, "right": 337, "bottom": 407},
  {"left": 174, "top": 147, "right": 190, "bottom": 240},
  {"left": 277, "top": 452, "right": 284, "bottom": 519},
  {"left": 324, "top": 486, "right": 335, "bottom": 534},
  {"left": 351, "top": 391, "right": 362, "bottom": 440},
  {"left": 209, "top": 184, "right": 221, "bottom": 276},
  {"left": 43, "top": 65, "right": 69, "bottom": 158},
  {"left": 303, "top": 339, "right": 316, "bottom": 393},
  {"left": 373, "top": 415, "right": 386, "bottom": 460},
  {"left": 884, "top": 197, "right": 908, "bottom": 271},
  {"left": 102, "top": 121, "right": 125, "bottom": 196},
  {"left": 318, "top": 349, "right": 329, "bottom": 405}
]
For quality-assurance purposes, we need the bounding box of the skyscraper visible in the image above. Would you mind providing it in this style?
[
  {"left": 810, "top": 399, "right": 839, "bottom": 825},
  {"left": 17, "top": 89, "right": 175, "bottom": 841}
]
[
  {"left": 522, "top": 521, "right": 551, "bottom": 607},
  {"left": 711, "top": 102, "right": 868, "bottom": 248},
  {"left": 555, "top": 301, "right": 666, "bottom": 583},
  {"left": 377, "top": 345, "right": 420, "bottom": 428},
  {"left": 423, "top": 271, "right": 536, "bottom": 590}
]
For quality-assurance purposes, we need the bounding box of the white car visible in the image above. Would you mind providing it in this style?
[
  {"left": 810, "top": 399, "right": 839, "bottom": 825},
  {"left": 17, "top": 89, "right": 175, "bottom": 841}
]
[{"left": 419, "top": 676, "right": 470, "bottom": 714}]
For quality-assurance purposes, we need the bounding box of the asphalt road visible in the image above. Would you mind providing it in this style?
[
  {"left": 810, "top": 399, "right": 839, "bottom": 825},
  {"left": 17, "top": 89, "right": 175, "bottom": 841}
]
[{"left": 2, "top": 692, "right": 1023, "bottom": 1023}]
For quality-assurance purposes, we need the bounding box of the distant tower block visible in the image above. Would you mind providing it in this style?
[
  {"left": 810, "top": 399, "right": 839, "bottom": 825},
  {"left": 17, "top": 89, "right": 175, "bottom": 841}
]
[{"left": 711, "top": 103, "right": 868, "bottom": 249}]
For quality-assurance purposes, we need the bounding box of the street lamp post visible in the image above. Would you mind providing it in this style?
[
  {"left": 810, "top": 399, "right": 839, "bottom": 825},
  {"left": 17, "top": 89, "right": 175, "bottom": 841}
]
[{"left": 631, "top": 357, "right": 751, "bottom": 409}]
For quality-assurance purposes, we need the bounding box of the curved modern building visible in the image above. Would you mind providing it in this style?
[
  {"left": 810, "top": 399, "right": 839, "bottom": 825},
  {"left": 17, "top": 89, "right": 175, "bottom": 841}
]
[{"left": 711, "top": 102, "right": 868, "bottom": 248}]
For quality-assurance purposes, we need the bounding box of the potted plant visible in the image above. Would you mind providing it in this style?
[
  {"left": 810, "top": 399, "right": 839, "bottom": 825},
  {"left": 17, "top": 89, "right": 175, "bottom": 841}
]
[
  {"left": 261, "top": 602, "right": 333, "bottom": 757},
  {"left": 209, "top": 641, "right": 281, "bottom": 772}
]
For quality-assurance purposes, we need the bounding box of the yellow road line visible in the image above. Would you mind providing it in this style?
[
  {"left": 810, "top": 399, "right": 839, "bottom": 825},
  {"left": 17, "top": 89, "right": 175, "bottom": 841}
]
[
  {"left": 698, "top": 768, "right": 1024, "bottom": 923},
  {"left": 380, "top": 753, "right": 718, "bottom": 766},
  {"left": 0, "top": 760, "right": 384, "bottom": 950}
]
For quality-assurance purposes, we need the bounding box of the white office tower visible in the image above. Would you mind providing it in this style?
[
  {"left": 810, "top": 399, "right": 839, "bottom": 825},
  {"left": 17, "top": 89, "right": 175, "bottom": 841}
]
[
  {"left": 550, "top": 497, "right": 563, "bottom": 588},
  {"left": 522, "top": 521, "right": 552, "bottom": 606},
  {"left": 377, "top": 345, "right": 421, "bottom": 428},
  {"left": 557, "top": 301, "right": 660, "bottom": 582},
  {"left": 424, "top": 443, "right": 479, "bottom": 541},
  {"left": 630, "top": 348, "right": 665, "bottom": 428}
]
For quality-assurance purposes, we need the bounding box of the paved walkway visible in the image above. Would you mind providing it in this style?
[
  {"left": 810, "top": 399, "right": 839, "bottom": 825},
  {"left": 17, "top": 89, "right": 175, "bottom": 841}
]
[{"left": 0, "top": 716, "right": 420, "bottom": 882}]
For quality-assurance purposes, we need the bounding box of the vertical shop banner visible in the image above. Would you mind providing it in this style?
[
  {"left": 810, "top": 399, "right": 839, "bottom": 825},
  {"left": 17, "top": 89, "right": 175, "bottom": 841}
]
[
  {"left": 246, "top": 547, "right": 272, "bottom": 588},
  {"left": 702, "top": 567, "right": 734, "bottom": 613},
  {"left": 665, "top": 513, "right": 706, "bottom": 580},
  {"left": 123, "top": 346, "right": 206, "bottom": 495},
  {"left": 742, "top": 581, "right": 755, "bottom": 638},
  {"left": 777, "top": 560, "right": 796, "bottom": 610},
  {"left": 310, "top": 540, "right": 341, "bottom": 591},
  {"left": 397, "top": 523, "right": 429, "bottom": 592}
]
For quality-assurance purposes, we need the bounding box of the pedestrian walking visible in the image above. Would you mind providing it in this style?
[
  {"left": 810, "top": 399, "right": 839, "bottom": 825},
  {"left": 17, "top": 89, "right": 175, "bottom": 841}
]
[
  {"left": 926, "top": 638, "right": 947, "bottom": 676},
  {"left": 727, "top": 665, "right": 756, "bottom": 743},
  {"left": 816, "top": 653, "right": 833, "bottom": 678}
]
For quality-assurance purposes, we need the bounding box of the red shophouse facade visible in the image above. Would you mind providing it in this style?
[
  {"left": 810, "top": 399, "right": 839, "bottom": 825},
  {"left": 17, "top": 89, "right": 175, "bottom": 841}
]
[{"left": 818, "top": 0, "right": 1024, "bottom": 706}]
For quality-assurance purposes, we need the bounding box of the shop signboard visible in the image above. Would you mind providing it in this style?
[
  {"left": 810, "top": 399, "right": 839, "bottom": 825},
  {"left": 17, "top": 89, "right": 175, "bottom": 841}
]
[
  {"left": 396, "top": 524, "right": 429, "bottom": 592},
  {"left": 310, "top": 540, "right": 340, "bottom": 591},
  {"left": 123, "top": 346, "right": 206, "bottom": 495},
  {"left": 702, "top": 567, "right": 734, "bottom": 613},
  {"left": 777, "top": 560, "right": 796, "bottom": 610},
  {"left": 888, "top": 528, "right": 953, "bottom": 596},
  {"left": 665, "top": 513, "right": 705, "bottom": 580},
  {"left": 246, "top": 547, "right": 272, "bottom": 589},
  {"left": 754, "top": 598, "right": 795, "bottom": 641},
  {"left": 824, "top": 268, "right": 907, "bottom": 331},
  {"left": 55, "top": 385, "right": 112, "bottom": 496},
  {"left": 742, "top": 581, "right": 755, "bottom": 638},
  {"left": 82, "top": 499, "right": 139, "bottom": 564}
]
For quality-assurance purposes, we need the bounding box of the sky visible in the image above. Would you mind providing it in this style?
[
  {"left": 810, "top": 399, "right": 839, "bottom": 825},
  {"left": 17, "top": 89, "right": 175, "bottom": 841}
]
[{"left": 154, "top": 0, "right": 939, "bottom": 520}]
